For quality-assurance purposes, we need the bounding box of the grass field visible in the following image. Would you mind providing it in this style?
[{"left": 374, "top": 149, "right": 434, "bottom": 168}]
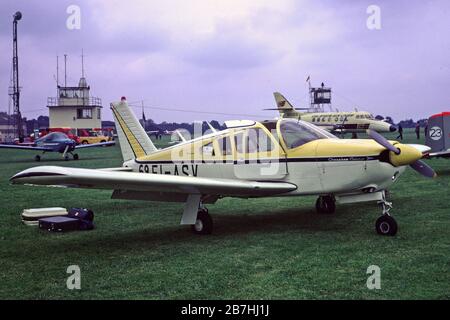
[{"left": 0, "top": 129, "right": 449, "bottom": 299}]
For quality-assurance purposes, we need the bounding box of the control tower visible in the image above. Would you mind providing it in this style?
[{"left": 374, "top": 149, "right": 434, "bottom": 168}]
[
  {"left": 309, "top": 82, "right": 332, "bottom": 113},
  {"left": 47, "top": 77, "right": 102, "bottom": 130}
]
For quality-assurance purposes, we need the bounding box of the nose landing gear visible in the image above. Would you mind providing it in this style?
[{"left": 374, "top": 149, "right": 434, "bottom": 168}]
[{"left": 375, "top": 195, "right": 397, "bottom": 236}]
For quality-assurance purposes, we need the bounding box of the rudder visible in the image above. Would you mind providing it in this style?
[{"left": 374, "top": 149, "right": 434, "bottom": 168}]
[
  {"left": 111, "top": 98, "right": 157, "bottom": 161},
  {"left": 273, "top": 92, "right": 298, "bottom": 118}
]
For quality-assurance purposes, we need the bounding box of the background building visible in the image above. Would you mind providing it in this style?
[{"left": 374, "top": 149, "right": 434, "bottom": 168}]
[
  {"left": 0, "top": 112, "right": 26, "bottom": 142},
  {"left": 47, "top": 76, "right": 102, "bottom": 130}
]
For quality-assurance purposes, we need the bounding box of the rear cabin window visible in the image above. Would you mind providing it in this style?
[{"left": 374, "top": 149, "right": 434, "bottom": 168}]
[
  {"left": 234, "top": 132, "right": 244, "bottom": 153},
  {"left": 217, "top": 136, "right": 233, "bottom": 156},
  {"left": 202, "top": 142, "right": 215, "bottom": 156}
]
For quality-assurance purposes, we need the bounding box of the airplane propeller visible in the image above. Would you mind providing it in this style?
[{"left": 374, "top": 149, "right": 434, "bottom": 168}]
[
  {"left": 366, "top": 129, "right": 437, "bottom": 178},
  {"left": 367, "top": 129, "right": 400, "bottom": 154}
]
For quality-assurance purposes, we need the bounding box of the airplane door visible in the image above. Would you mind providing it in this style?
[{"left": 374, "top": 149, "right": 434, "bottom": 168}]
[{"left": 233, "top": 128, "right": 288, "bottom": 180}]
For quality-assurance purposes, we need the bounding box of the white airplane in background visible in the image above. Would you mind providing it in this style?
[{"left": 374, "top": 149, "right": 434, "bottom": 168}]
[
  {"left": 11, "top": 97, "right": 435, "bottom": 236},
  {"left": 271, "top": 92, "right": 397, "bottom": 134}
]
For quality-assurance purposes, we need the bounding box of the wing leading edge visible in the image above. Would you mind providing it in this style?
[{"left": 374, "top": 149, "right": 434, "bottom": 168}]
[
  {"left": 10, "top": 166, "right": 297, "bottom": 197},
  {"left": 0, "top": 144, "right": 52, "bottom": 151},
  {"left": 75, "top": 141, "right": 116, "bottom": 149}
]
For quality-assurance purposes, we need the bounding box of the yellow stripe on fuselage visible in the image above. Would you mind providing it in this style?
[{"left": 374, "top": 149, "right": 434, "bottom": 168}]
[
  {"left": 287, "top": 139, "right": 387, "bottom": 158},
  {"left": 112, "top": 107, "right": 147, "bottom": 158}
]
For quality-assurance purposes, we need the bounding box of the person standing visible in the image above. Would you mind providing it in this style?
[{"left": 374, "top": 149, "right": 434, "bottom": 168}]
[
  {"left": 415, "top": 123, "right": 420, "bottom": 139},
  {"left": 397, "top": 124, "right": 403, "bottom": 140},
  {"left": 424, "top": 121, "right": 428, "bottom": 138}
]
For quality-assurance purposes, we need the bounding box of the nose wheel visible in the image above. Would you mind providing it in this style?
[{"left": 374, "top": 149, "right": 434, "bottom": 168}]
[
  {"left": 376, "top": 194, "right": 397, "bottom": 236},
  {"left": 375, "top": 215, "right": 397, "bottom": 236},
  {"left": 191, "top": 209, "right": 213, "bottom": 235}
]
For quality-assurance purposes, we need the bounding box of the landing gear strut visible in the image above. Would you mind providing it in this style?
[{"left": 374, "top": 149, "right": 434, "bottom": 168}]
[
  {"left": 191, "top": 208, "right": 213, "bottom": 235},
  {"left": 375, "top": 194, "right": 397, "bottom": 236},
  {"left": 316, "top": 195, "right": 336, "bottom": 214}
]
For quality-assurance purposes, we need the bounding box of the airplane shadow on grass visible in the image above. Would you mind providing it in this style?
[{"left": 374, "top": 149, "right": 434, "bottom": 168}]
[
  {"left": 436, "top": 169, "right": 450, "bottom": 176},
  {"left": 23, "top": 205, "right": 375, "bottom": 256}
]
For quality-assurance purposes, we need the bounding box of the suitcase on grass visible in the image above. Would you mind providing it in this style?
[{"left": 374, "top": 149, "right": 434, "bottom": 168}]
[
  {"left": 38, "top": 216, "right": 80, "bottom": 232},
  {"left": 22, "top": 207, "right": 68, "bottom": 226}
]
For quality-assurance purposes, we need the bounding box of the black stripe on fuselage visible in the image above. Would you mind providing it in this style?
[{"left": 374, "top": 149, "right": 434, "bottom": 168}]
[
  {"left": 10, "top": 172, "right": 65, "bottom": 181},
  {"left": 134, "top": 155, "right": 380, "bottom": 165}
]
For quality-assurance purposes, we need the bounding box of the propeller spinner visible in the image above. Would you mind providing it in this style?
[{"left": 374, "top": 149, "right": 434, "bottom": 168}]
[{"left": 366, "top": 129, "right": 437, "bottom": 178}]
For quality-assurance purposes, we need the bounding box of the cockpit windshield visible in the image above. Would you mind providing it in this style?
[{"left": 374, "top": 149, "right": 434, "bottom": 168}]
[
  {"left": 279, "top": 119, "right": 336, "bottom": 149},
  {"left": 41, "top": 132, "right": 68, "bottom": 141}
]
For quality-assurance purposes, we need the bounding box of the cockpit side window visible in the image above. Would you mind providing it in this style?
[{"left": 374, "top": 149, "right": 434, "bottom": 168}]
[{"left": 245, "top": 128, "right": 274, "bottom": 153}]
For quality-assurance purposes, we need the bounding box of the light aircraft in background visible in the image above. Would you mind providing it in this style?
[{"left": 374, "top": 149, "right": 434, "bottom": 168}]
[
  {"left": 11, "top": 98, "right": 436, "bottom": 236},
  {"left": 0, "top": 132, "right": 115, "bottom": 161},
  {"left": 269, "top": 92, "right": 396, "bottom": 134}
]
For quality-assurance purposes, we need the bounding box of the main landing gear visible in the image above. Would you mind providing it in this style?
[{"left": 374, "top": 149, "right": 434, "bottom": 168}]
[
  {"left": 64, "top": 153, "right": 79, "bottom": 161},
  {"left": 191, "top": 208, "right": 213, "bottom": 235},
  {"left": 316, "top": 195, "right": 336, "bottom": 214},
  {"left": 375, "top": 196, "right": 397, "bottom": 236}
]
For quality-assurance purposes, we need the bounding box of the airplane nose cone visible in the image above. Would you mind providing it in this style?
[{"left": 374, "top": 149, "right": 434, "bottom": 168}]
[
  {"left": 389, "top": 144, "right": 423, "bottom": 167},
  {"left": 389, "top": 125, "right": 397, "bottom": 132}
]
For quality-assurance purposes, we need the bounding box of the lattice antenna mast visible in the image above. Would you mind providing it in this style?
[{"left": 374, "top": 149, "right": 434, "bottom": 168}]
[{"left": 11, "top": 11, "right": 23, "bottom": 142}]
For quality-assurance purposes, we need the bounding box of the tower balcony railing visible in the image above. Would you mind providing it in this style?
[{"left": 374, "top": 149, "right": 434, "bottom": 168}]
[{"left": 47, "top": 96, "right": 102, "bottom": 108}]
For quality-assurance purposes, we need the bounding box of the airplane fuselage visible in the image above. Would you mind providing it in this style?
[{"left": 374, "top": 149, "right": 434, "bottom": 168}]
[
  {"left": 283, "top": 111, "right": 396, "bottom": 133},
  {"left": 127, "top": 157, "right": 403, "bottom": 197},
  {"left": 124, "top": 120, "right": 405, "bottom": 198}
]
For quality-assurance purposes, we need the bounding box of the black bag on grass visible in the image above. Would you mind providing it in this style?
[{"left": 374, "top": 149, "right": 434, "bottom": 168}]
[{"left": 68, "top": 208, "right": 94, "bottom": 222}]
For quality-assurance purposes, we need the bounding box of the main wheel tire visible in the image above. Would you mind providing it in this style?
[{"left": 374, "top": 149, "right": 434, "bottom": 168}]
[
  {"left": 375, "top": 215, "right": 398, "bottom": 236},
  {"left": 82, "top": 140, "right": 88, "bottom": 145},
  {"left": 73, "top": 154, "right": 79, "bottom": 160},
  {"left": 35, "top": 155, "right": 41, "bottom": 162},
  {"left": 315, "top": 195, "right": 336, "bottom": 214},
  {"left": 64, "top": 155, "right": 69, "bottom": 161},
  {"left": 191, "top": 210, "right": 213, "bottom": 235}
]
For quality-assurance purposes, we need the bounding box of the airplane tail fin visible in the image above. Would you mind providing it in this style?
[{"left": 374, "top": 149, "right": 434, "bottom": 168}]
[
  {"left": 110, "top": 98, "right": 157, "bottom": 161},
  {"left": 273, "top": 92, "right": 297, "bottom": 117}
]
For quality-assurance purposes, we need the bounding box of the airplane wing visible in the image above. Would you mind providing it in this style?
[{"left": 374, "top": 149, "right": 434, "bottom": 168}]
[
  {"left": 10, "top": 166, "right": 297, "bottom": 197},
  {"left": 75, "top": 141, "right": 116, "bottom": 149},
  {"left": 0, "top": 144, "right": 52, "bottom": 151}
]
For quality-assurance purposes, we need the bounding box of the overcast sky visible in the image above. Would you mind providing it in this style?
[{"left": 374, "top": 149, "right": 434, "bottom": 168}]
[{"left": 0, "top": 0, "right": 449, "bottom": 123}]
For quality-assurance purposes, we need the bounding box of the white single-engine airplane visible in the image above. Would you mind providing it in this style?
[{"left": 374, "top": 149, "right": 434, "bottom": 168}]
[{"left": 11, "top": 98, "right": 436, "bottom": 236}]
